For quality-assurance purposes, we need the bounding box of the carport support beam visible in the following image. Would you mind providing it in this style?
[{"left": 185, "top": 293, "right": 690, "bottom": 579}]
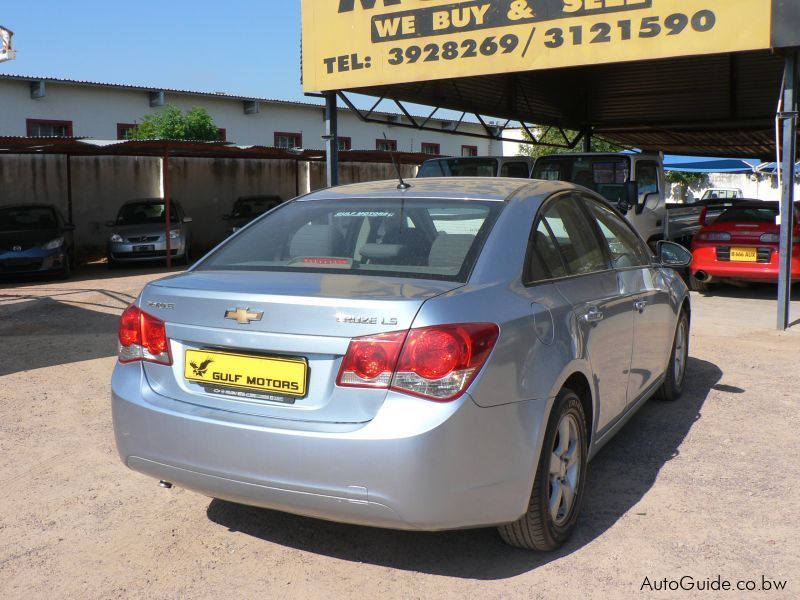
[
  {"left": 325, "top": 92, "right": 339, "bottom": 187},
  {"left": 163, "top": 152, "right": 172, "bottom": 269},
  {"left": 583, "top": 126, "right": 593, "bottom": 152},
  {"left": 778, "top": 52, "right": 798, "bottom": 330}
]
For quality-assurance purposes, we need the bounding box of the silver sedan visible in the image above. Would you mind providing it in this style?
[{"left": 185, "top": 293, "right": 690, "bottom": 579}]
[{"left": 111, "top": 177, "right": 691, "bottom": 550}]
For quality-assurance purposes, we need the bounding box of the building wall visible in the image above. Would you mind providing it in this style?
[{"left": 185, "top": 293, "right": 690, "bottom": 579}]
[
  {"left": 667, "top": 172, "right": 800, "bottom": 202},
  {"left": 0, "top": 78, "right": 496, "bottom": 156}
]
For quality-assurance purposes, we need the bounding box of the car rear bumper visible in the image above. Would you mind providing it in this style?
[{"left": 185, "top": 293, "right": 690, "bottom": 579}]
[
  {"left": 112, "top": 362, "right": 549, "bottom": 531},
  {"left": 691, "top": 245, "right": 800, "bottom": 281}
]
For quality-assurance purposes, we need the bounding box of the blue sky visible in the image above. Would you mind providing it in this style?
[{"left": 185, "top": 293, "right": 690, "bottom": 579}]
[{"left": 1, "top": 1, "right": 305, "bottom": 100}]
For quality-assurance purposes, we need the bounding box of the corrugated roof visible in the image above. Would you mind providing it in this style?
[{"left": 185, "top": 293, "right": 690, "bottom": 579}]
[
  {"left": 0, "top": 73, "right": 471, "bottom": 124},
  {"left": 353, "top": 51, "right": 791, "bottom": 159}
]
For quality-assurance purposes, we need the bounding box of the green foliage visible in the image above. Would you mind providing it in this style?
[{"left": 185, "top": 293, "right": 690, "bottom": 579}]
[
  {"left": 665, "top": 170, "right": 706, "bottom": 185},
  {"left": 127, "top": 105, "right": 220, "bottom": 141},
  {"left": 517, "top": 127, "right": 625, "bottom": 160}
]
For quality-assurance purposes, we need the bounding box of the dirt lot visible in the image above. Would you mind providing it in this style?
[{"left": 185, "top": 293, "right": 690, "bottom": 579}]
[{"left": 1, "top": 265, "right": 798, "bottom": 599}]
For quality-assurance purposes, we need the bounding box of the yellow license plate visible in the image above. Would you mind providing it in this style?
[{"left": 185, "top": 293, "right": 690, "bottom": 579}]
[
  {"left": 730, "top": 247, "right": 758, "bottom": 262},
  {"left": 184, "top": 349, "right": 308, "bottom": 397}
]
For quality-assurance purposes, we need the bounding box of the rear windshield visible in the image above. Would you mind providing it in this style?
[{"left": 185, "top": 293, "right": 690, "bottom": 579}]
[
  {"left": 197, "top": 198, "right": 503, "bottom": 282},
  {"left": 715, "top": 206, "right": 778, "bottom": 223},
  {"left": 0, "top": 207, "right": 57, "bottom": 231},
  {"left": 418, "top": 158, "right": 498, "bottom": 177},
  {"left": 116, "top": 202, "right": 178, "bottom": 225}
]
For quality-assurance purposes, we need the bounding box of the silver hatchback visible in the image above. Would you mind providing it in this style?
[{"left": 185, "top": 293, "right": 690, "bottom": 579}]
[
  {"left": 107, "top": 199, "right": 193, "bottom": 265},
  {"left": 111, "top": 178, "right": 692, "bottom": 550}
]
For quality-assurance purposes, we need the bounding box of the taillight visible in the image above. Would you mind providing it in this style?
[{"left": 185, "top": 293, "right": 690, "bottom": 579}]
[
  {"left": 336, "top": 331, "right": 406, "bottom": 388},
  {"left": 118, "top": 305, "right": 172, "bottom": 365},
  {"left": 696, "top": 232, "right": 731, "bottom": 242},
  {"left": 760, "top": 233, "right": 780, "bottom": 243},
  {"left": 337, "top": 323, "right": 499, "bottom": 402}
]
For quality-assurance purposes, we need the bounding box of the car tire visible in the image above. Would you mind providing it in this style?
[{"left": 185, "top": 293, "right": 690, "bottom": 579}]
[
  {"left": 689, "top": 273, "right": 711, "bottom": 292},
  {"left": 60, "top": 253, "right": 72, "bottom": 279},
  {"left": 498, "top": 388, "right": 588, "bottom": 551},
  {"left": 654, "top": 310, "right": 690, "bottom": 402},
  {"left": 107, "top": 257, "right": 118, "bottom": 269}
]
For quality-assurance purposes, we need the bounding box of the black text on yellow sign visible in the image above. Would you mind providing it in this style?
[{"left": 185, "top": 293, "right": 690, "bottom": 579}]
[{"left": 302, "top": 0, "right": 772, "bottom": 91}]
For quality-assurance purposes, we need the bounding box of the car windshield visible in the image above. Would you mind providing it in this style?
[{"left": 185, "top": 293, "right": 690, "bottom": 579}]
[
  {"left": 715, "top": 206, "right": 779, "bottom": 224},
  {"left": 197, "top": 198, "right": 503, "bottom": 282},
  {"left": 533, "top": 156, "right": 630, "bottom": 203},
  {"left": 0, "top": 207, "right": 57, "bottom": 231},
  {"left": 232, "top": 197, "right": 281, "bottom": 218},
  {"left": 116, "top": 202, "right": 178, "bottom": 225},
  {"left": 418, "top": 158, "right": 499, "bottom": 177}
]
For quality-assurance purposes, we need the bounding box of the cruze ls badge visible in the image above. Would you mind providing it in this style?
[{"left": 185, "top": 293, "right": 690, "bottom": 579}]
[{"left": 225, "top": 307, "right": 263, "bottom": 324}]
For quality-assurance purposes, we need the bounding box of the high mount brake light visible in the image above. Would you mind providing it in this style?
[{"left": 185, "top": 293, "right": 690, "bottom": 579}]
[
  {"left": 118, "top": 305, "right": 172, "bottom": 365},
  {"left": 336, "top": 323, "right": 499, "bottom": 402}
]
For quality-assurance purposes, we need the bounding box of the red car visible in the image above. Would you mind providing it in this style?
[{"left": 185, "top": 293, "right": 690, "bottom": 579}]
[{"left": 690, "top": 201, "right": 800, "bottom": 291}]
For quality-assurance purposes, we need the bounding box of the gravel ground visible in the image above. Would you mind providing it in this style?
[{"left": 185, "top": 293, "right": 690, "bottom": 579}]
[{"left": 1, "top": 265, "right": 798, "bottom": 599}]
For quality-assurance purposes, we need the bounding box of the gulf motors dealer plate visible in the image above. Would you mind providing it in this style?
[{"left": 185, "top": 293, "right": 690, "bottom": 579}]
[
  {"left": 730, "top": 247, "right": 758, "bottom": 262},
  {"left": 184, "top": 349, "right": 308, "bottom": 397}
]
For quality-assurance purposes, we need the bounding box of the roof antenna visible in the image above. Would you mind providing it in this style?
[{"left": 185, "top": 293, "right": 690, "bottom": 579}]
[{"left": 383, "top": 133, "right": 411, "bottom": 190}]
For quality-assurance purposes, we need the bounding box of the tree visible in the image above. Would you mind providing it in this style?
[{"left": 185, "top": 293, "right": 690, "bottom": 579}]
[
  {"left": 517, "top": 126, "right": 625, "bottom": 160},
  {"left": 665, "top": 170, "right": 707, "bottom": 203},
  {"left": 127, "top": 105, "right": 220, "bottom": 141}
]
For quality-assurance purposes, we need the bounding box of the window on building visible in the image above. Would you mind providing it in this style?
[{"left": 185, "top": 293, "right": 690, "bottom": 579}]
[
  {"left": 337, "top": 137, "right": 352, "bottom": 151},
  {"left": 117, "top": 123, "right": 137, "bottom": 140},
  {"left": 217, "top": 128, "right": 227, "bottom": 142},
  {"left": 27, "top": 119, "right": 73, "bottom": 137},
  {"left": 376, "top": 138, "right": 397, "bottom": 152},
  {"left": 421, "top": 142, "right": 440, "bottom": 155},
  {"left": 461, "top": 145, "right": 478, "bottom": 157},
  {"left": 274, "top": 132, "right": 302, "bottom": 149}
]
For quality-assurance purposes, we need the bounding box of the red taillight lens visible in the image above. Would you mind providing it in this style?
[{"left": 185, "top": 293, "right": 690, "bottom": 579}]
[
  {"left": 117, "top": 305, "right": 172, "bottom": 365},
  {"left": 118, "top": 305, "right": 141, "bottom": 348},
  {"left": 336, "top": 323, "right": 499, "bottom": 402},
  {"left": 336, "top": 331, "right": 407, "bottom": 388}
]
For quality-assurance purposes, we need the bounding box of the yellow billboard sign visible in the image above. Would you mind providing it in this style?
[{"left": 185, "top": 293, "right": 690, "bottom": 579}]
[{"left": 301, "top": 0, "right": 772, "bottom": 92}]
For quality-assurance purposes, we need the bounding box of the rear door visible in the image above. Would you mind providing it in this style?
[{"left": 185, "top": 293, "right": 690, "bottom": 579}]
[
  {"left": 582, "top": 196, "right": 674, "bottom": 404},
  {"left": 529, "top": 193, "right": 634, "bottom": 434}
]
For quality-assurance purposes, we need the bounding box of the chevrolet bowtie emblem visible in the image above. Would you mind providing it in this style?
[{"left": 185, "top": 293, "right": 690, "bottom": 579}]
[{"left": 224, "top": 307, "right": 263, "bottom": 324}]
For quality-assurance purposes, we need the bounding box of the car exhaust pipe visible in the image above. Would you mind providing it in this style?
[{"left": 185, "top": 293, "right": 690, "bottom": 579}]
[{"left": 694, "top": 271, "right": 712, "bottom": 283}]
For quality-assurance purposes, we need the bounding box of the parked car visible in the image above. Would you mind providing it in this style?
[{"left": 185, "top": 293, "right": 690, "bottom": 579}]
[
  {"left": 0, "top": 203, "right": 75, "bottom": 278},
  {"left": 700, "top": 188, "right": 743, "bottom": 201},
  {"left": 112, "top": 177, "right": 692, "bottom": 551},
  {"left": 106, "top": 199, "right": 192, "bottom": 266},
  {"left": 222, "top": 194, "right": 283, "bottom": 235},
  {"left": 690, "top": 200, "right": 800, "bottom": 290},
  {"left": 417, "top": 156, "right": 533, "bottom": 178}
]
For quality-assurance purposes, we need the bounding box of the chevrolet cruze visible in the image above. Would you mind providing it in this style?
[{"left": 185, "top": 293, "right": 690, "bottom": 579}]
[{"left": 112, "top": 178, "right": 692, "bottom": 550}]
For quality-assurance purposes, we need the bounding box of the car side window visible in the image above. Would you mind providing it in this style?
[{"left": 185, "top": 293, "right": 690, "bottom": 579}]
[
  {"left": 526, "top": 195, "right": 608, "bottom": 283},
  {"left": 583, "top": 198, "right": 651, "bottom": 269},
  {"left": 636, "top": 161, "right": 659, "bottom": 196}
]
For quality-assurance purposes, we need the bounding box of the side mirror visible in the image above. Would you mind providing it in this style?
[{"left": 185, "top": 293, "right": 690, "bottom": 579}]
[
  {"left": 63, "top": 223, "right": 76, "bottom": 232},
  {"left": 699, "top": 207, "right": 709, "bottom": 227},
  {"left": 105, "top": 220, "right": 115, "bottom": 227},
  {"left": 657, "top": 241, "right": 692, "bottom": 268},
  {"left": 183, "top": 216, "right": 193, "bottom": 224}
]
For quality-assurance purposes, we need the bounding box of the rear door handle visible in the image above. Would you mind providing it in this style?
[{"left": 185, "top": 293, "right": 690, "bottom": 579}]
[
  {"left": 582, "top": 307, "right": 604, "bottom": 323},
  {"left": 634, "top": 300, "right": 648, "bottom": 312}
]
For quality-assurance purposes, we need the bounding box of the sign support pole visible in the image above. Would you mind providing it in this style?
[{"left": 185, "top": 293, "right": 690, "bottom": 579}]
[
  {"left": 325, "top": 92, "right": 339, "bottom": 187},
  {"left": 778, "top": 51, "right": 798, "bottom": 330}
]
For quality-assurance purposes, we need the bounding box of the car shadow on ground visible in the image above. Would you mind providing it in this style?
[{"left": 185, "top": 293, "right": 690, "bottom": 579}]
[
  {"left": 0, "top": 295, "right": 125, "bottom": 377},
  {"left": 695, "top": 281, "right": 800, "bottom": 301},
  {"left": 206, "top": 357, "right": 723, "bottom": 580},
  {"left": 0, "top": 261, "right": 185, "bottom": 289}
]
